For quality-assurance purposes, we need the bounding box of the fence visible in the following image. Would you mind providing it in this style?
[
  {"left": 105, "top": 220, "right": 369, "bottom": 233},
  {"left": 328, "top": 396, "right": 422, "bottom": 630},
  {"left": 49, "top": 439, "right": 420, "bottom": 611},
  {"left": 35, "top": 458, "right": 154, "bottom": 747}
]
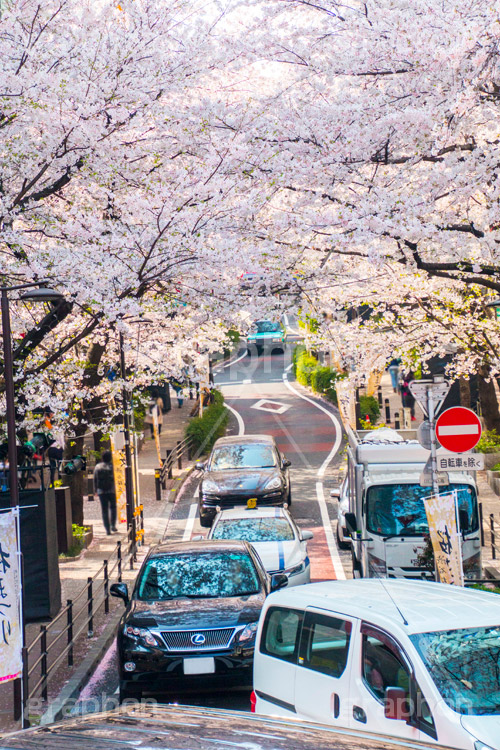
[
  {"left": 22, "top": 517, "right": 142, "bottom": 724},
  {"left": 155, "top": 436, "right": 194, "bottom": 501}
]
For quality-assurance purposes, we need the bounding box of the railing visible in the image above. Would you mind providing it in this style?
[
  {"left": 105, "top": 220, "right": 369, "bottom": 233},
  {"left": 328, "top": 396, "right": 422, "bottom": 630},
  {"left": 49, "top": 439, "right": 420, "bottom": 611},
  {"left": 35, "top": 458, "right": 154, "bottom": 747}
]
[
  {"left": 22, "top": 522, "right": 139, "bottom": 722},
  {"left": 155, "top": 436, "right": 194, "bottom": 501}
]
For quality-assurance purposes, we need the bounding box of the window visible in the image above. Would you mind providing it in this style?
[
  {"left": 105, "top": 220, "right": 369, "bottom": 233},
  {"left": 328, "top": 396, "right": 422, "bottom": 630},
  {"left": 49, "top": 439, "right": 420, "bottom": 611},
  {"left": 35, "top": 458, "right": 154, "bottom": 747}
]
[
  {"left": 261, "top": 607, "right": 302, "bottom": 663},
  {"left": 209, "top": 444, "right": 277, "bottom": 470},
  {"left": 212, "top": 517, "right": 294, "bottom": 542},
  {"left": 361, "top": 624, "right": 436, "bottom": 738},
  {"left": 362, "top": 633, "right": 410, "bottom": 701},
  {"left": 136, "top": 552, "right": 260, "bottom": 600},
  {"left": 301, "top": 612, "right": 351, "bottom": 678}
]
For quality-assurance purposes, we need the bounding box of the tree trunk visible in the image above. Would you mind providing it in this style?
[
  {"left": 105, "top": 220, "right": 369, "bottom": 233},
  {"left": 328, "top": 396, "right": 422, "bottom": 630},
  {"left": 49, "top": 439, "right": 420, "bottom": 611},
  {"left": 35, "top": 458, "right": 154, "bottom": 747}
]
[
  {"left": 477, "top": 367, "right": 500, "bottom": 431},
  {"left": 459, "top": 378, "right": 471, "bottom": 409},
  {"left": 67, "top": 340, "right": 108, "bottom": 525}
]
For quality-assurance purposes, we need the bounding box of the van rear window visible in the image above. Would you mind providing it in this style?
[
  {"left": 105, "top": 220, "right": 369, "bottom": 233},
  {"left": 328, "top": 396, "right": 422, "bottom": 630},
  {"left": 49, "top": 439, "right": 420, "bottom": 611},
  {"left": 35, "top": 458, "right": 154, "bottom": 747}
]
[{"left": 260, "top": 607, "right": 302, "bottom": 663}]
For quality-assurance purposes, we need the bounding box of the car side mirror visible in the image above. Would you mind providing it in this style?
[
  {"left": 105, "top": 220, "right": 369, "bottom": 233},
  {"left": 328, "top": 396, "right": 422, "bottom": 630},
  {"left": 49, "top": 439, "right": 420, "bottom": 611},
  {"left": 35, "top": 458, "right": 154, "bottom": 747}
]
[
  {"left": 110, "top": 582, "right": 129, "bottom": 605},
  {"left": 384, "top": 687, "right": 409, "bottom": 721},
  {"left": 300, "top": 530, "right": 314, "bottom": 541},
  {"left": 330, "top": 488, "right": 341, "bottom": 499},
  {"left": 271, "top": 573, "right": 288, "bottom": 591},
  {"left": 459, "top": 508, "right": 469, "bottom": 533},
  {"left": 195, "top": 462, "right": 206, "bottom": 471},
  {"left": 282, "top": 458, "right": 291, "bottom": 468},
  {"left": 345, "top": 512, "right": 358, "bottom": 536}
]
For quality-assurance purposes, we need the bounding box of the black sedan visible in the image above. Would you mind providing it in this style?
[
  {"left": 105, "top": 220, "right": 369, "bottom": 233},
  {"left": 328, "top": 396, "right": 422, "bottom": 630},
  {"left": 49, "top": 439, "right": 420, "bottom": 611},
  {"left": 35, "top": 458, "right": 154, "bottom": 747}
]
[
  {"left": 197, "top": 435, "right": 291, "bottom": 527},
  {"left": 110, "top": 539, "right": 287, "bottom": 701}
]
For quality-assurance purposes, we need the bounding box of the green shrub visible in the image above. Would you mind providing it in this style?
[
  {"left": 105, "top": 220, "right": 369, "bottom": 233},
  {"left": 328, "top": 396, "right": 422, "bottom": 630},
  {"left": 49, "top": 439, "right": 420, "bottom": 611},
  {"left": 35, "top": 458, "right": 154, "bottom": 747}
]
[
  {"left": 296, "top": 351, "right": 319, "bottom": 386},
  {"left": 476, "top": 429, "right": 500, "bottom": 454},
  {"left": 359, "top": 395, "right": 380, "bottom": 425},
  {"left": 185, "top": 389, "right": 229, "bottom": 454},
  {"left": 311, "top": 366, "right": 339, "bottom": 405},
  {"left": 292, "top": 344, "right": 306, "bottom": 376},
  {"left": 492, "top": 463, "right": 500, "bottom": 472}
]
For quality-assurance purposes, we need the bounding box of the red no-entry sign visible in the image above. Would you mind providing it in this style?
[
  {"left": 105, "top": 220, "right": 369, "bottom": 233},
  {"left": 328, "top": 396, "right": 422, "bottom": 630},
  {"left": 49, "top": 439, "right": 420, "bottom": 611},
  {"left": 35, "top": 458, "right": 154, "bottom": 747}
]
[{"left": 435, "top": 407, "right": 482, "bottom": 453}]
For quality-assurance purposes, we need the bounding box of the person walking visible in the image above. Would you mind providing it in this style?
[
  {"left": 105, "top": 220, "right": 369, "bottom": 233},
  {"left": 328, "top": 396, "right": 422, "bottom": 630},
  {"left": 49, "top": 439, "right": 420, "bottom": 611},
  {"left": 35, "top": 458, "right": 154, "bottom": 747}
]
[
  {"left": 172, "top": 380, "right": 184, "bottom": 408},
  {"left": 400, "top": 373, "right": 416, "bottom": 421},
  {"left": 93, "top": 450, "right": 117, "bottom": 535},
  {"left": 145, "top": 397, "right": 156, "bottom": 438}
]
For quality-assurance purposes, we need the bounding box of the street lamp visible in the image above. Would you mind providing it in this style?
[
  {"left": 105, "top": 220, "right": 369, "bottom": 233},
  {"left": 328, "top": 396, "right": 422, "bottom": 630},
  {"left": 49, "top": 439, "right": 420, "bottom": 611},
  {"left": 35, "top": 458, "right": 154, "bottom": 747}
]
[{"left": 1, "top": 281, "right": 63, "bottom": 725}]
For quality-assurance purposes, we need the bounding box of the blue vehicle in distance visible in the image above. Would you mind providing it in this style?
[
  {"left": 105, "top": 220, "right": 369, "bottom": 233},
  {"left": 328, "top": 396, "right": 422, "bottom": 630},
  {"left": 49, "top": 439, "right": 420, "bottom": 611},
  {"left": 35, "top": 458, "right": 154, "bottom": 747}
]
[{"left": 246, "top": 320, "right": 286, "bottom": 355}]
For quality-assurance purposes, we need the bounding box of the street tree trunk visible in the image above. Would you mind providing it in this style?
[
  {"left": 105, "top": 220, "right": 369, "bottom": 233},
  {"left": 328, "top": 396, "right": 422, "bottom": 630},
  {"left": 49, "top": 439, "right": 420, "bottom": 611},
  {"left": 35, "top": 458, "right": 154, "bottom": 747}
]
[{"left": 477, "top": 367, "right": 500, "bottom": 431}]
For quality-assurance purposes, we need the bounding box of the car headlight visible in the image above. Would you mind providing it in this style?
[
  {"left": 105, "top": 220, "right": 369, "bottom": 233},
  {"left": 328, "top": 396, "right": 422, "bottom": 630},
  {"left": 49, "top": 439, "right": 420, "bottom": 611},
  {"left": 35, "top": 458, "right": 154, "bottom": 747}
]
[
  {"left": 239, "top": 622, "right": 259, "bottom": 642},
  {"left": 124, "top": 626, "right": 158, "bottom": 647},
  {"left": 202, "top": 480, "right": 219, "bottom": 494},
  {"left": 285, "top": 561, "right": 306, "bottom": 576},
  {"left": 264, "top": 476, "right": 282, "bottom": 491}
]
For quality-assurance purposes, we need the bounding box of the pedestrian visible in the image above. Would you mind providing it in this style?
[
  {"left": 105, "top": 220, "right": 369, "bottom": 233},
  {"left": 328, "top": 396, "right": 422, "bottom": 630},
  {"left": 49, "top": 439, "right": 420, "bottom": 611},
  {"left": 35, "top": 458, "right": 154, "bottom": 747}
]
[
  {"left": 172, "top": 380, "right": 184, "bottom": 408},
  {"left": 144, "top": 397, "right": 156, "bottom": 438},
  {"left": 155, "top": 395, "right": 164, "bottom": 434},
  {"left": 400, "top": 373, "right": 416, "bottom": 421},
  {"left": 387, "top": 358, "right": 400, "bottom": 393},
  {"left": 93, "top": 450, "right": 117, "bottom": 535}
]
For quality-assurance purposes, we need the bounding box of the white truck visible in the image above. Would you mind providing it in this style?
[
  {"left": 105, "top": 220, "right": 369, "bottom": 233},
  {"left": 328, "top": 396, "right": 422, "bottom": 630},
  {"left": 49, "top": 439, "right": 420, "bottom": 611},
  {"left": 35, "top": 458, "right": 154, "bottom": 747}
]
[{"left": 338, "top": 426, "right": 481, "bottom": 580}]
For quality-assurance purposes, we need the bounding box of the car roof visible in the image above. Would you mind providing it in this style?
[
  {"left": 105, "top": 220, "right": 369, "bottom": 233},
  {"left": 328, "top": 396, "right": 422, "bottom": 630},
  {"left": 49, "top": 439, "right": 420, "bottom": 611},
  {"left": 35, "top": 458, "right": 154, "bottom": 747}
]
[
  {"left": 268, "top": 579, "right": 500, "bottom": 636},
  {"left": 214, "top": 507, "right": 291, "bottom": 522},
  {"left": 150, "top": 539, "right": 252, "bottom": 557},
  {"left": 0, "top": 704, "right": 458, "bottom": 750},
  {"left": 213, "top": 434, "right": 276, "bottom": 446}
]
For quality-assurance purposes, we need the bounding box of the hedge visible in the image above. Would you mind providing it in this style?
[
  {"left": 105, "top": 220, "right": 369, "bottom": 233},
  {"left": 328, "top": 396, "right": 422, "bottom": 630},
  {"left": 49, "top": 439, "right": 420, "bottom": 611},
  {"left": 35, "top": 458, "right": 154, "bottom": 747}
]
[
  {"left": 293, "top": 346, "right": 342, "bottom": 405},
  {"left": 359, "top": 394, "right": 380, "bottom": 425},
  {"left": 185, "top": 389, "right": 229, "bottom": 454}
]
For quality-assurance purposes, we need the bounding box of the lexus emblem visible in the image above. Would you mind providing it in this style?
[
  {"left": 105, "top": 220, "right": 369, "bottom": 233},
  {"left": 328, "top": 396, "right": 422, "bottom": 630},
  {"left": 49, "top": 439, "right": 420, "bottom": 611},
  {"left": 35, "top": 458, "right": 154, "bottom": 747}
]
[{"left": 191, "top": 633, "right": 206, "bottom": 645}]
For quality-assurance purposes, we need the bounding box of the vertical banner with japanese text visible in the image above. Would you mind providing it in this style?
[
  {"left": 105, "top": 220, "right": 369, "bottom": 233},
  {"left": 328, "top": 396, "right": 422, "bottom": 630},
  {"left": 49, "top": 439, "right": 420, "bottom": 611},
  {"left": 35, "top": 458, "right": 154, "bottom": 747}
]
[
  {"left": 0, "top": 509, "right": 22, "bottom": 684},
  {"left": 424, "top": 491, "right": 464, "bottom": 586},
  {"left": 110, "top": 434, "right": 127, "bottom": 524}
]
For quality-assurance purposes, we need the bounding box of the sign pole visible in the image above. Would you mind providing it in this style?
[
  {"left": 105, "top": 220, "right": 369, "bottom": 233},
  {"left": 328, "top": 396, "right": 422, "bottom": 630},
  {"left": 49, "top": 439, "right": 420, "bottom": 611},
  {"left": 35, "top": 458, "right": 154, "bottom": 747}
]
[{"left": 427, "top": 388, "right": 439, "bottom": 496}]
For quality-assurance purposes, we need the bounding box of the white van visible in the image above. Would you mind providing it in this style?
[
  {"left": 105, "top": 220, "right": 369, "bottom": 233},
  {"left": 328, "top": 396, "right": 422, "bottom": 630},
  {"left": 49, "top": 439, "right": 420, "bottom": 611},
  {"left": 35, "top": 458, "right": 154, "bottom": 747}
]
[{"left": 253, "top": 580, "right": 500, "bottom": 750}]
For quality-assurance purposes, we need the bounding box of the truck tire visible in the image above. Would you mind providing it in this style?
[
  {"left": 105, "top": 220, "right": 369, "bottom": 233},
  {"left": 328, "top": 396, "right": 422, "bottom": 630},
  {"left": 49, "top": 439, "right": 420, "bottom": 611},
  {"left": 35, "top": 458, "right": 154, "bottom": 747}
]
[
  {"left": 351, "top": 548, "right": 362, "bottom": 578},
  {"left": 336, "top": 523, "right": 350, "bottom": 550}
]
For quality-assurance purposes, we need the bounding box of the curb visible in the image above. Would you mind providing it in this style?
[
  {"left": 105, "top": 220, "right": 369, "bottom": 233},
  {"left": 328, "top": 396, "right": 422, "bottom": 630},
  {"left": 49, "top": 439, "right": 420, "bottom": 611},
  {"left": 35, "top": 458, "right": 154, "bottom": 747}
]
[{"left": 39, "top": 609, "right": 121, "bottom": 726}]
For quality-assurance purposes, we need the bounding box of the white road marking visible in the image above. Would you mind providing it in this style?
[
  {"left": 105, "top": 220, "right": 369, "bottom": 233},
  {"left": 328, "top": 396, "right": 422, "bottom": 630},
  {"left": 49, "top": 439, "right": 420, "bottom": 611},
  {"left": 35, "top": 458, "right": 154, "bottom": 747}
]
[
  {"left": 242, "top": 378, "right": 252, "bottom": 384},
  {"left": 251, "top": 398, "right": 290, "bottom": 415},
  {"left": 223, "top": 349, "right": 248, "bottom": 369},
  {"left": 226, "top": 403, "right": 245, "bottom": 435},
  {"left": 182, "top": 503, "right": 198, "bottom": 541},
  {"left": 285, "top": 363, "right": 293, "bottom": 372},
  {"left": 283, "top": 374, "right": 345, "bottom": 580}
]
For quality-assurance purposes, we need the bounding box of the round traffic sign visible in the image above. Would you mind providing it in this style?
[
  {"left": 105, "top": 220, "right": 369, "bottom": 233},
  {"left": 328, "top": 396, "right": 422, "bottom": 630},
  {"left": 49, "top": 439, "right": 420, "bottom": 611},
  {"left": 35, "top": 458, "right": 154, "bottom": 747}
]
[{"left": 435, "top": 407, "right": 482, "bottom": 453}]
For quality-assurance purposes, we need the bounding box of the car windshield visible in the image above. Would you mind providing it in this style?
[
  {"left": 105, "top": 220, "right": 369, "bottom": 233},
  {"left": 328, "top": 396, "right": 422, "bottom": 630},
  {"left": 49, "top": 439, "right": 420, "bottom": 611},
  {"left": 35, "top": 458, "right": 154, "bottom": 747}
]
[
  {"left": 136, "top": 553, "right": 260, "bottom": 600},
  {"left": 411, "top": 626, "right": 500, "bottom": 715},
  {"left": 210, "top": 444, "right": 276, "bottom": 470},
  {"left": 366, "top": 483, "right": 478, "bottom": 537},
  {"left": 212, "top": 517, "right": 295, "bottom": 542},
  {"left": 254, "top": 321, "right": 281, "bottom": 333}
]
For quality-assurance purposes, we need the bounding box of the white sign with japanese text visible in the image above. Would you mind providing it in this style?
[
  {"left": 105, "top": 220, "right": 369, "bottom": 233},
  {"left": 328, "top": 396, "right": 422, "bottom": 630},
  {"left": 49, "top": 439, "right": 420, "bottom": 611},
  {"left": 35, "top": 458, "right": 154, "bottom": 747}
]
[
  {"left": 424, "top": 492, "right": 464, "bottom": 586},
  {"left": 0, "top": 509, "right": 22, "bottom": 684},
  {"left": 437, "top": 453, "right": 484, "bottom": 471}
]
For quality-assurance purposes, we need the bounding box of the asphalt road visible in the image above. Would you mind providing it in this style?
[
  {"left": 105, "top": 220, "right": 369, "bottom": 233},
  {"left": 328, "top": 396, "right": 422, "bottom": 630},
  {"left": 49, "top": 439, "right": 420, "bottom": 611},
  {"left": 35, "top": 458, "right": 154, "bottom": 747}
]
[{"left": 71, "top": 344, "right": 350, "bottom": 716}]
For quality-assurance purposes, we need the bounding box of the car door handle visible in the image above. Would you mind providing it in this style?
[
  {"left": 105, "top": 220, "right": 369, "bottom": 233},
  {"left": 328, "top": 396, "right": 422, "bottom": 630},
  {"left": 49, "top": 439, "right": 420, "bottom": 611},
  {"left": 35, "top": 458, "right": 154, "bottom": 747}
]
[
  {"left": 353, "top": 705, "right": 367, "bottom": 723},
  {"left": 331, "top": 693, "right": 340, "bottom": 719}
]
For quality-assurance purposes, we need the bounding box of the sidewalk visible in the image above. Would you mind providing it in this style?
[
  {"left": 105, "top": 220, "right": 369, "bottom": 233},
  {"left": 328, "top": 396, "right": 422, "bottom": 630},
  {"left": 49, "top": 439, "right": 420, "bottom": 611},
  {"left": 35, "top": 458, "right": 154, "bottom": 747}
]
[{"left": 0, "top": 391, "right": 197, "bottom": 732}]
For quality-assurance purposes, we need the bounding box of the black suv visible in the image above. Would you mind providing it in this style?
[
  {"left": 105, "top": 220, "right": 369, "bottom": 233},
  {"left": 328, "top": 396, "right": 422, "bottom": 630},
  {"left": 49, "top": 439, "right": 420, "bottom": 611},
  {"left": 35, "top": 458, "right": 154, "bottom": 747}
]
[
  {"left": 197, "top": 435, "right": 291, "bottom": 527},
  {"left": 111, "top": 539, "right": 287, "bottom": 701}
]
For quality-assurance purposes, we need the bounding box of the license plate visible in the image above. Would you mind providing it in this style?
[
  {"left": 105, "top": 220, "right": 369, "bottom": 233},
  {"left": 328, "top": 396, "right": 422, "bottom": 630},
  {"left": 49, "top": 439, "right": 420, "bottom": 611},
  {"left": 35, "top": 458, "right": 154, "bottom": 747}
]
[{"left": 183, "top": 657, "right": 215, "bottom": 675}]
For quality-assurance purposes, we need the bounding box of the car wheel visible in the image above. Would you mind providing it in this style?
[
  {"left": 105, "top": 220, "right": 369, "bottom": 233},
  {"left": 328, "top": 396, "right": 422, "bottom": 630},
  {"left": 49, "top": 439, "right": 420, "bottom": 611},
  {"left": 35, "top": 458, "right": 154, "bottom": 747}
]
[
  {"left": 199, "top": 514, "right": 213, "bottom": 528},
  {"left": 119, "top": 682, "right": 142, "bottom": 703},
  {"left": 336, "top": 522, "right": 350, "bottom": 550}
]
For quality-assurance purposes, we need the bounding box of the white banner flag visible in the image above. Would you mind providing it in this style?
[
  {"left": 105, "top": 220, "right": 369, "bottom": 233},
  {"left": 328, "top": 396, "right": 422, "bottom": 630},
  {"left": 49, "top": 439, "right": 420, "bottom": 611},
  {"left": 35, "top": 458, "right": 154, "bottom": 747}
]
[
  {"left": 424, "top": 491, "right": 464, "bottom": 586},
  {"left": 0, "top": 509, "right": 22, "bottom": 684}
]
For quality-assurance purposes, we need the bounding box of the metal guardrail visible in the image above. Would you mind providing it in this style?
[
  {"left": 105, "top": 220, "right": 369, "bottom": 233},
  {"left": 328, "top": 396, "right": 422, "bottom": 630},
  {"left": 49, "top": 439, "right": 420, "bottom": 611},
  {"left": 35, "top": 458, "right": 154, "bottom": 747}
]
[
  {"left": 22, "top": 518, "right": 142, "bottom": 718},
  {"left": 155, "top": 436, "right": 194, "bottom": 500}
]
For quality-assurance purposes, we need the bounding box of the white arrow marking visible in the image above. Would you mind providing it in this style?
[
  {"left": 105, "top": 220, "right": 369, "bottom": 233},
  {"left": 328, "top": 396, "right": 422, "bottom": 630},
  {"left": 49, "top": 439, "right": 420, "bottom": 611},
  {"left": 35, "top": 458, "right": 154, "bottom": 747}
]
[{"left": 438, "top": 425, "right": 479, "bottom": 436}]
